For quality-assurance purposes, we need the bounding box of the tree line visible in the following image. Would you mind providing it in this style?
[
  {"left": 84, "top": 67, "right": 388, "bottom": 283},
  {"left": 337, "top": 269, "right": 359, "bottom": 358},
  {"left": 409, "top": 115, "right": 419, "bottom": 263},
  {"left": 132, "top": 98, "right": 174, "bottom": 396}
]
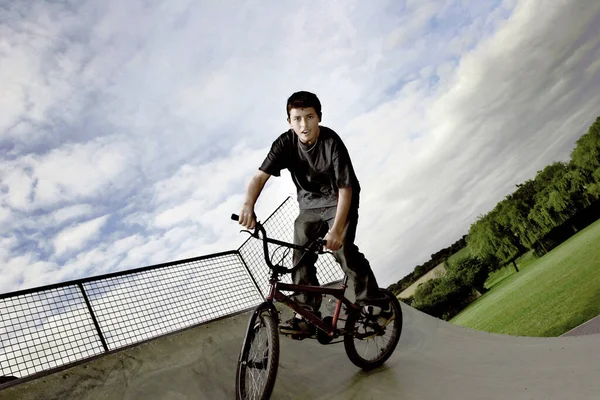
[
  {"left": 388, "top": 115, "right": 600, "bottom": 320},
  {"left": 387, "top": 235, "right": 467, "bottom": 295}
]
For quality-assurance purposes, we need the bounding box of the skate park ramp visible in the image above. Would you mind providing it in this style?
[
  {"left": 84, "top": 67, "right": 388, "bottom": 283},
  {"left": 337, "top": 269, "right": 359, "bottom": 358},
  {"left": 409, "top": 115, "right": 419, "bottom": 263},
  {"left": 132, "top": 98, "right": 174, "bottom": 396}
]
[{"left": 1, "top": 303, "right": 599, "bottom": 400}]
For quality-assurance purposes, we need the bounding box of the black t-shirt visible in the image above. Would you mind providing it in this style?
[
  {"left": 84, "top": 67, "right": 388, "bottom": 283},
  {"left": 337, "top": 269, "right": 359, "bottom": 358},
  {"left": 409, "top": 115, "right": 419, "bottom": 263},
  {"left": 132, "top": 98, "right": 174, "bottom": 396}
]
[{"left": 259, "top": 126, "right": 361, "bottom": 210}]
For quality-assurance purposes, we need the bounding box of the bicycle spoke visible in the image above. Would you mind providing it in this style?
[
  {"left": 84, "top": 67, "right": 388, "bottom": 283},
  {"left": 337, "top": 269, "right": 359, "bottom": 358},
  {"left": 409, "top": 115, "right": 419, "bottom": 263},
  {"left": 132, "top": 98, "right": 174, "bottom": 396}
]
[
  {"left": 344, "top": 295, "right": 402, "bottom": 369},
  {"left": 237, "top": 311, "right": 280, "bottom": 400},
  {"left": 361, "top": 334, "right": 372, "bottom": 360},
  {"left": 246, "top": 327, "right": 269, "bottom": 396}
]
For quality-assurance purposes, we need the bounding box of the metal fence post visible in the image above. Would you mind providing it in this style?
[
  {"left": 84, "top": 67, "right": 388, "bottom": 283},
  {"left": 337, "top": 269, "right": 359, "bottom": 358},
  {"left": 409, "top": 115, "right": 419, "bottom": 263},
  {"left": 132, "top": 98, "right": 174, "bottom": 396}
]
[
  {"left": 78, "top": 283, "right": 109, "bottom": 352},
  {"left": 236, "top": 251, "right": 265, "bottom": 299}
]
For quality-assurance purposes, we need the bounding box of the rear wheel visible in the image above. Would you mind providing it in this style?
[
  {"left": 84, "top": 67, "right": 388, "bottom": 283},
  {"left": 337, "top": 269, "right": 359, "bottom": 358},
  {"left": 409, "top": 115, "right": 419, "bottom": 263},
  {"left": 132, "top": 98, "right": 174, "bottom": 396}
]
[
  {"left": 236, "top": 309, "right": 280, "bottom": 400},
  {"left": 343, "top": 290, "right": 402, "bottom": 370}
]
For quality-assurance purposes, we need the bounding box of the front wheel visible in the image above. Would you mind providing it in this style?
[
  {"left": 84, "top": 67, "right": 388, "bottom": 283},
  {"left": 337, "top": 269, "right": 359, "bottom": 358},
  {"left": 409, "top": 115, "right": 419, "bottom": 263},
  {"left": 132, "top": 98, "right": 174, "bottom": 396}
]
[
  {"left": 236, "top": 308, "right": 280, "bottom": 400},
  {"left": 343, "top": 289, "right": 402, "bottom": 370}
]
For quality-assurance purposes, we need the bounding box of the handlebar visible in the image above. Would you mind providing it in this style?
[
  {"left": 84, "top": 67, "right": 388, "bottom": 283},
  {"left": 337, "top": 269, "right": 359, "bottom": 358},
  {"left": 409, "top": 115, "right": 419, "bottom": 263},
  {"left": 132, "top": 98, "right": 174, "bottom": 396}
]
[{"left": 231, "top": 213, "right": 328, "bottom": 274}]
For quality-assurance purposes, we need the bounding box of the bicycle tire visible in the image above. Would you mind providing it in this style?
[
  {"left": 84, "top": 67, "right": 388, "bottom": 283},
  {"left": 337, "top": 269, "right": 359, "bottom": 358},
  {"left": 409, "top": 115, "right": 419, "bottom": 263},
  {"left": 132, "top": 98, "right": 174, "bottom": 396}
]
[
  {"left": 236, "top": 309, "right": 280, "bottom": 400},
  {"left": 343, "top": 289, "right": 402, "bottom": 370}
]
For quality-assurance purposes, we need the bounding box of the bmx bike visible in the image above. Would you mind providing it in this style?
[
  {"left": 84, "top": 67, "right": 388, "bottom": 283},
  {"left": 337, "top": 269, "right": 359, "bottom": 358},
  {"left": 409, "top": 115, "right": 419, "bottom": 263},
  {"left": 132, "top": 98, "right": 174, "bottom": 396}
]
[{"left": 231, "top": 213, "right": 403, "bottom": 400}]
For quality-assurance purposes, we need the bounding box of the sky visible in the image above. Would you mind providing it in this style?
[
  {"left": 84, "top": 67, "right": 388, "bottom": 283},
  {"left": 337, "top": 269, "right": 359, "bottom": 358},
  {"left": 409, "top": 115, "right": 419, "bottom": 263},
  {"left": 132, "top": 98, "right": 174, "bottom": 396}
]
[{"left": 1, "top": 0, "right": 600, "bottom": 294}]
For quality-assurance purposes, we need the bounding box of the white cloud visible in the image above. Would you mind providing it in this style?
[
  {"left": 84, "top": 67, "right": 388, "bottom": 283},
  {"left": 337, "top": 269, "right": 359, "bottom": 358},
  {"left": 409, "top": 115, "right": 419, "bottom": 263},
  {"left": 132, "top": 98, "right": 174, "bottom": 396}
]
[
  {"left": 51, "top": 204, "right": 95, "bottom": 224},
  {"left": 0, "top": 236, "right": 18, "bottom": 261},
  {"left": 0, "top": 4, "right": 86, "bottom": 148},
  {"left": 1, "top": 0, "right": 599, "bottom": 294},
  {"left": 1, "top": 137, "right": 135, "bottom": 214},
  {"left": 386, "top": 1, "right": 440, "bottom": 48},
  {"left": 53, "top": 215, "right": 109, "bottom": 257},
  {"left": 0, "top": 252, "right": 60, "bottom": 294},
  {"left": 51, "top": 234, "right": 145, "bottom": 282},
  {"left": 34, "top": 138, "right": 135, "bottom": 205}
]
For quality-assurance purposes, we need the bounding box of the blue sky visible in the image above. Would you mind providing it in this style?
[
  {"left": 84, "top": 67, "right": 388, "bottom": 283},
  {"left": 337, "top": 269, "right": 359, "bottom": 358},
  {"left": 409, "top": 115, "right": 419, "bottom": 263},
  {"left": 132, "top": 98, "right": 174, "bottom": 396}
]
[{"left": 1, "top": 0, "right": 600, "bottom": 293}]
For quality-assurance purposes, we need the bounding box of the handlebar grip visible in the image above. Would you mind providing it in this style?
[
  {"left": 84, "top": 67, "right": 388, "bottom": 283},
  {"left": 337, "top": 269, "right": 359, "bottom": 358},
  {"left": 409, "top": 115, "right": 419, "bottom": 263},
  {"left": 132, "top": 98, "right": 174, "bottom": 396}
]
[{"left": 231, "top": 213, "right": 239, "bottom": 221}]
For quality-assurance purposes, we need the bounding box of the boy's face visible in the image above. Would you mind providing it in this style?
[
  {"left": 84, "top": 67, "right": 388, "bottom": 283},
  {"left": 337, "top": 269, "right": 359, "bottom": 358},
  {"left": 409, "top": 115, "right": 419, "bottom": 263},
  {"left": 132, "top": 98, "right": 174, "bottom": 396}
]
[{"left": 288, "top": 107, "right": 320, "bottom": 145}]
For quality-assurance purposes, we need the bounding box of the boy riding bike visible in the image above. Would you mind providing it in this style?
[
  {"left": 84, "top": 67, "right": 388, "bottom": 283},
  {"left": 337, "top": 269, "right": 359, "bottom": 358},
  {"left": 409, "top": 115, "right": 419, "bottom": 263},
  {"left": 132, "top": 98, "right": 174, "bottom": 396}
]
[{"left": 238, "top": 91, "right": 388, "bottom": 336}]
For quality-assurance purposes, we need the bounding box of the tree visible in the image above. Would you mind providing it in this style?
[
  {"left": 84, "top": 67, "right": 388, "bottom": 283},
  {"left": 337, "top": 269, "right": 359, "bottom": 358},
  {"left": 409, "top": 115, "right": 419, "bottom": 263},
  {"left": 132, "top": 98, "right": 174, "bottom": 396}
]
[
  {"left": 412, "top": 277, "right": 472, "bottom": 320},
  {"left": 467, "top": 215, "right": 500, "bottom": 266},
  {"left": 446, "top": 256, "right": 490, "bottom": 295},
  {"left": 527, "top": 162, "right": 579, "bottom": 239},
  {"left": 528, "top": 163, "right": 592, "bottom": 240},
  {"left": 570, "top": 116, "right": 600, "bottom": 174},
  {"left": 503, "top": 181, "right": 542, "bottom": 249},
  {"left": 468, "top": 207, "right": 523, "bottom": 268}
]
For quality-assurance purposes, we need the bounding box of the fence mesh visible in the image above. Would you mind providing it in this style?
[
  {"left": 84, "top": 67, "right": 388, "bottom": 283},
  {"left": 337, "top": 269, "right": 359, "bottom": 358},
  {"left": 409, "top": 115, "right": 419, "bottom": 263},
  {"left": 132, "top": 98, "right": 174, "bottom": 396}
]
[
  {"left": 83, "top": 252, "right": 259, "bottom": 350},
  {"left": 0, "top": 286, "right": 104, "bottom": 379},
  {"left": 0, "top": 252, "right": 260, "bottom": 381},
  {"left": 238, "top": 197, "right": 345, "bottom": 298},
  {"left": 0, "top": 196, "right": 345, "bottom": 384}
]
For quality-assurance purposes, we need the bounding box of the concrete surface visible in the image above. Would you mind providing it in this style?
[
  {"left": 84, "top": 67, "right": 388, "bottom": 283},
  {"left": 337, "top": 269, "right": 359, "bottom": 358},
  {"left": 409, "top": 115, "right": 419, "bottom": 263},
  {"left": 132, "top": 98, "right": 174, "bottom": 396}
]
[
  {"left": 562, "top": 314, "right": 600, "bottom": 337},
  {"left": 1, "top": 303, "right": 599, "bottom": 400}
]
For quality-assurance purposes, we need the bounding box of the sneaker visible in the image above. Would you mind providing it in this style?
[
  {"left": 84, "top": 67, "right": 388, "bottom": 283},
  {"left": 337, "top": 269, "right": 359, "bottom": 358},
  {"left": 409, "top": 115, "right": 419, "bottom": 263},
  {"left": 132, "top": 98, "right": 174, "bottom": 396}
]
[
  {"left": 378, "top": 303, "right": 394, "bottom": 321},
  {"left": 355, "top": 293, "right": 389, "bottom": 308},
  {"left": 279, "top": 317, "right": 312, "bottom": 336},
  {"left": 358, "top": 293, "right": 393, "bottom": 323}
]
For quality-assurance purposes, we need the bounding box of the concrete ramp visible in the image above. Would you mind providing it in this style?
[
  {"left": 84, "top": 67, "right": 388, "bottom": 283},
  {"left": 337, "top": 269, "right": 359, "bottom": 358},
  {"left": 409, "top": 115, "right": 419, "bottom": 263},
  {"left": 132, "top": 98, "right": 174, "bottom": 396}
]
[{"left": 1, "top": 304, "right": 600, "bottom": 399}]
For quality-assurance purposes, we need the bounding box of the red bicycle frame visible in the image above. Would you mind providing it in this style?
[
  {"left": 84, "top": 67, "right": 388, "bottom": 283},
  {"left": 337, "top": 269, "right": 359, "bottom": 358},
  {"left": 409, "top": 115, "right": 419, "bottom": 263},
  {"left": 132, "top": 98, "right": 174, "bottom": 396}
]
[
  {"left": 267, "top": 276, "right": 361, "bottom": 337},
  {"left": 231, "top": 212, "right": 361, "bottom": 337}
]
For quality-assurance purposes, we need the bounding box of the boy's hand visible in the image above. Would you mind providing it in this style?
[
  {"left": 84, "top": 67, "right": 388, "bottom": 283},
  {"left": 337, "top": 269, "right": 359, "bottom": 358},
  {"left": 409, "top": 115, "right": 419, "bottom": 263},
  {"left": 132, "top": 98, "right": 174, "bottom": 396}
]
[
  {"left": 324, "top": 228, "right": 343, "bottom": 251},
  {"left": 239, "top": 205, "right": 256, "bottom": 230}
]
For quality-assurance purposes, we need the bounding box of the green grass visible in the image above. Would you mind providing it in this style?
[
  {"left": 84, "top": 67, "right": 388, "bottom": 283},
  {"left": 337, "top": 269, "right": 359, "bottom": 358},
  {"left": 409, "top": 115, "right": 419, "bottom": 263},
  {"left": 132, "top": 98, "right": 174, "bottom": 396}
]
[
  {"left": 447, "top": 246, "right": 471, "bottom": 265},
  {"left": 450, "top": 218, "right": 600, "bottom": 337},
  {"left": 484, "top": 251, "right": 539, "bottom": 289}
]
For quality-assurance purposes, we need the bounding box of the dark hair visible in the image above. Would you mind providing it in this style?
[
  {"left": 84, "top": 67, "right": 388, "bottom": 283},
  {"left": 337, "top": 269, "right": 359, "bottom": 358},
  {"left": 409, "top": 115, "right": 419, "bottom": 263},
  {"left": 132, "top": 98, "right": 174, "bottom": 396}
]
[{"left": 286, "top": 91, "right": 322, "bottom": 121}]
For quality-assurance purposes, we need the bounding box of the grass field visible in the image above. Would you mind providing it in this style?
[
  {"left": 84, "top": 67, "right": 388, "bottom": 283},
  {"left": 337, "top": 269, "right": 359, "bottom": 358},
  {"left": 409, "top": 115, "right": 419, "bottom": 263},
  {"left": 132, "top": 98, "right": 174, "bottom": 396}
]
[
  {"left": 447, "top": 246, "right": 471, "bottom": 265},
  {"left": 450, "top": 218, "right": 600, "bottom": 337},
  {"left": 484, "top": 251, "right": 538, "bottom": 289}
]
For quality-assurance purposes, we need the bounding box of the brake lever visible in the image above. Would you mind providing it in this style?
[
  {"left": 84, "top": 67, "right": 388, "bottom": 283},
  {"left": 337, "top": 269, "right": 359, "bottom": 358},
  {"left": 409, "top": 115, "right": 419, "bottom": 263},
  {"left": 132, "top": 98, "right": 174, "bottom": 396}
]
[
  {"left": 239, "top": 229, "right": 259, "bottom": 238},
  {"left": 315, "top": 238, "right": 335, "bottom": 255}
]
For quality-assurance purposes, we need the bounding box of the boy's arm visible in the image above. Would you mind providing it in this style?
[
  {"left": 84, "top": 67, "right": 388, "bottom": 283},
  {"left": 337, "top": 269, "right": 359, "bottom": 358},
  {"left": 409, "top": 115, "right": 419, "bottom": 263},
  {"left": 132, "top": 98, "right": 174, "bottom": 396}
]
[
  {"left": 325, "top": 186, "right": 352, "bottom": 251},
  {"left": 239, "top": 170, "right": 271, "bottom": 229}
]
